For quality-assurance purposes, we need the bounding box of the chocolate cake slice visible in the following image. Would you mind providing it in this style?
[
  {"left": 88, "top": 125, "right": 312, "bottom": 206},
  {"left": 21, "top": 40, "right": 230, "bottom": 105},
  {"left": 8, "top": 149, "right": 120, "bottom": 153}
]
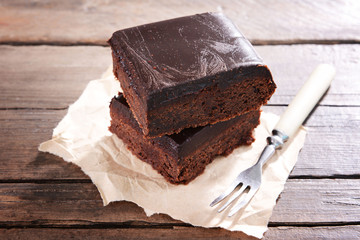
[
  {"left": 109, "top": 93, "right": 260, "bottom": 184},
  {"left": 108, "top": 12, "right": 275, "bottom": 138}
]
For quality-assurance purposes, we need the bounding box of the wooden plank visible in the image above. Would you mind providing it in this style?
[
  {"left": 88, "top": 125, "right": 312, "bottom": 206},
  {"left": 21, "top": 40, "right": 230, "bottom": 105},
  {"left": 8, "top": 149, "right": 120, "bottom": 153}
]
[
  {"left": 0, "top": 228, "right": 256, "bottom": 240},
  {"left": 1, "top": 225, "right": 359, "bottom": 240},
  {"left": 265, "top": 225, "right": 360, "bottom": 240},
  {"left": 0, "top": 46, "right": 111, "bottom": 109},
  {"left": 262, "top": 105, "right": 360, "bottom": 177},
  {"left": 0, "top": 179, "right": 359, "bottom": 224},
  {"left": 270, "top": 179, "right": 360, "bottom": 223},
  {"left": 259, "top": 44, "right": 360, "bottom": 106},
  {"left": 1, "top": 0, "right": 359, "bottom": 44},
  {"left": 0, "top": 105, "right": 359, "bottom": 180},
  {"left": 1, "top": 44, "right": 359, "bottom": 109},
  {"left": 0, "top": 109, "right": 87, "bottom": 180}
]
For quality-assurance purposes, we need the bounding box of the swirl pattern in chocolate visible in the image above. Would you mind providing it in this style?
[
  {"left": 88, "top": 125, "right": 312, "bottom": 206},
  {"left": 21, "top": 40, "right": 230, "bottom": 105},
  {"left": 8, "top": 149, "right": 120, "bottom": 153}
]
[{"left": 109, "top": 12, "right": 263, "bottom": 93}]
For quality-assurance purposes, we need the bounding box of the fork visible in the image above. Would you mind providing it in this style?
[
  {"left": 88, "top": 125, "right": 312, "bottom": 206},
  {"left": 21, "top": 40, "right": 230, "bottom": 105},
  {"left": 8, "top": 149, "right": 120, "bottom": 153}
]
[{"left": 210, "top": 64, "right": 336, "bottom": 217}]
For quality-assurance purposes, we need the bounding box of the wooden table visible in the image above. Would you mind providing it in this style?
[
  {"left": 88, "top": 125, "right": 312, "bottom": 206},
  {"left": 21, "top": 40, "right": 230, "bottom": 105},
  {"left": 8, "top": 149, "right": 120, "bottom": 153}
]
[{"left": 1, "top": 1, "right": 359, "bottom": 239}]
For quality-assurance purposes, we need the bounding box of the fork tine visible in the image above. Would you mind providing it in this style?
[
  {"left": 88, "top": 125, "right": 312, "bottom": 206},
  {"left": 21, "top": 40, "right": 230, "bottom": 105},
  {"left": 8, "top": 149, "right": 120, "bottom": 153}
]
[
  {"left": 228, "top": 187, "right": 259, "bottom": 217},
  {"left": 210, "top": 180, "right": 240, "bottom": 207},
  {"left": 217, "top": 184, "right": 247, "bottom": 213}
]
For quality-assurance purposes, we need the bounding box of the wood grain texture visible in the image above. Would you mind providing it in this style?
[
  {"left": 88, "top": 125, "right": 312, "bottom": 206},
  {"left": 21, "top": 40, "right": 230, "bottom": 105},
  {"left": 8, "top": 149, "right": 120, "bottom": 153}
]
[
  {"left": 264, "top": 226, "right": 360, "bottom": 240},
  {"left": 0, "top": 228, "right": 257, "bottom": 240},
  {"left": 259, "top": 44, "right": 360, "bottom": 106},
  {"left": 262, "top": 105, "right": 360, "bottom": 177},
  {"left": 1, "top": 0, "right": 359, "bottom": 45},
  {"left": 1, "top": 225, "right": 359, "bottom": 240},
  {"left": 0, "top": 106, "right": 359, "bottom": 180},
  {"left": 1, "top": 44, "right": 359, "bottom": 109},
  {"left": 0, "top": 179, "right": 359, "bottom": 224},
  {"left": 0, "top": 109, "right": 87, "bottom": 180},
  {"left": 270, "top": 179, "right": 360, "bottom": 223},
  {"left": 0, "top": 45, "right": 111, "bottom": 109},
  {"left": 0, "top": 1, "right": 358, "bottom": 239}
]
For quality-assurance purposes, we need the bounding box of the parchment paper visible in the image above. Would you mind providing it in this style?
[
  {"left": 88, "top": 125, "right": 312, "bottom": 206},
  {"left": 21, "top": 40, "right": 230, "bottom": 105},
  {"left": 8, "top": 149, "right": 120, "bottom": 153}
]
[{"left": 39, "top": 69, "right": 306, "bottom": 238}]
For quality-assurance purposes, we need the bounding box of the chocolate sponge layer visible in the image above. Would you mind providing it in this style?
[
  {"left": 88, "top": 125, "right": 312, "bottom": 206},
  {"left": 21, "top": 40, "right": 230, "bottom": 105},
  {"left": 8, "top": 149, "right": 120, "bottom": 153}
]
[{"left": 109, "top": 94, "right": 261, "bottom": 184}]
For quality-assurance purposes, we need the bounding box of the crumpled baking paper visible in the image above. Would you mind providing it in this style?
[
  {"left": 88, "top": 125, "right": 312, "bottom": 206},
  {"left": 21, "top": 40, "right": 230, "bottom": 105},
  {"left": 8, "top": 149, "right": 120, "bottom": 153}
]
[{"left": 39, "top": 68, "right": 306, "bottom": 239}]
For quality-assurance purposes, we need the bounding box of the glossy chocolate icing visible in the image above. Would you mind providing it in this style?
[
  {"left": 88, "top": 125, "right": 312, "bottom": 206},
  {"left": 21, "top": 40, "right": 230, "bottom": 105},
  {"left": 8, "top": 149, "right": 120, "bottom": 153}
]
[{"left": 109, "top": 12, "right": 263, "bottom": 107}]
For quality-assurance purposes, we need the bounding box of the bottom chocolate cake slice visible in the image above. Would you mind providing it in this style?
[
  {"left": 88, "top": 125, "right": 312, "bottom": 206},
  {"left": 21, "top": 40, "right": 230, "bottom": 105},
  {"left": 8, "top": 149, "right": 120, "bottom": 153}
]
[{"left": 109, "top": 93, "right": 261, "bottom": 184}]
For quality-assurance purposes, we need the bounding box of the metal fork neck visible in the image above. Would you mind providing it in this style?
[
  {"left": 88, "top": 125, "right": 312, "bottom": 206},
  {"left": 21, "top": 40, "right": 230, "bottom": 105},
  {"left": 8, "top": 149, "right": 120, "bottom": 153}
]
[
  {"left": 256, "top": 130, "right": 289, "bottom": 167},
  {"left": 267, "top": 129, "right": 289, "bottom": 149}
]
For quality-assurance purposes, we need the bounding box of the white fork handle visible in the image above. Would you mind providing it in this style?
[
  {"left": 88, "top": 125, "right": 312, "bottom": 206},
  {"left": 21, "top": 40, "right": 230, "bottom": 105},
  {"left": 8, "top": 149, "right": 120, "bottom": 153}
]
[{"left": 274, "top": 64, "right": 336, "bottom": 138}]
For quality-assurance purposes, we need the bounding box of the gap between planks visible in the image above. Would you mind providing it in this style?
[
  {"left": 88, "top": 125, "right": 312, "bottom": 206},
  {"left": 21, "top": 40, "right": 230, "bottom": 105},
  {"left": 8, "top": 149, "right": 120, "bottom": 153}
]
[
  {"left": 1, "top": 172, "right": 360, "bottom": 184},
  {"left": 1, "top": 225, "right": 360, "bottom": 240},
  {"left": 2, "top": 104, "right": 360, "bottom": 111},
  {"left": 1, "top": 39, "right": 360, "bottom": 47},
  {"left": 0, "top": 220, "right": 360, "bottom": 229}
]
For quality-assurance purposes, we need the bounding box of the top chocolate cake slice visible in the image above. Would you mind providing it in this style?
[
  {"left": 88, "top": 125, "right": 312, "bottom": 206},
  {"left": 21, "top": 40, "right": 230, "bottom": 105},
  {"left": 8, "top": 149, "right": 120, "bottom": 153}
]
[{"left": 108, "top": 12, "right": 276, "bottom": 138}]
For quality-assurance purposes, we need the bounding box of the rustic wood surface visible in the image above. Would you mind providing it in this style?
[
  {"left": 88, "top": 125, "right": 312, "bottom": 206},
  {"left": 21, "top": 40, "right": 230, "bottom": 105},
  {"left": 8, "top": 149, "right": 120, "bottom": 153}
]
[
  {"left": 1, "top": 0, "right": 360, "bottom": 45},
  {"left": 1, "top": 226, "right": 360, "bottom": 240},
  {"left": 1, "top": 106, "right": 359, "bottom": 180},
  {"left": 1, "top": 45, "right": 360, "bottom": 108},
  {"left": 1, "top": 180, "right": 359, "bottom": 224},
  {"left": 0, "top": 0, "right": 359, "bottom": 239}
]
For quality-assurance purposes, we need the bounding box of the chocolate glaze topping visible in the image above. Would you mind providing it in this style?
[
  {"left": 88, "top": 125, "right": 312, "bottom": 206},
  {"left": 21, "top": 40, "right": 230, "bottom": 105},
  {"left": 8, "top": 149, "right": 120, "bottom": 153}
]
[{"left": 109, "top": 12, "right": 263, "bottom": 105}]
